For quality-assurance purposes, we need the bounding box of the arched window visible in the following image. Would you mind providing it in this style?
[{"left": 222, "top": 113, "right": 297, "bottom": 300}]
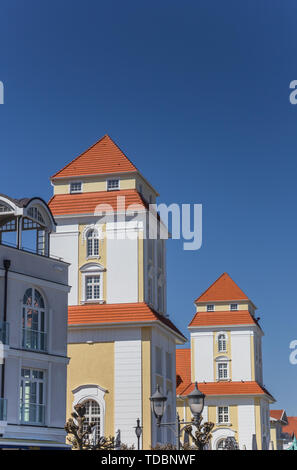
[
  {"left": 218, "top": 334, "right": 227, "bottom": 352},
  {"left": 83, "top": 399, "right": 101, "bottom": 445},
  {"left": 217, "top": 438, "right": 226, "bottom": 450},
  {"left": 22, "top": 288, "right": 46, "bottom": 351},
  {"left": 87, "top": 230, "right": 99, "bottom": 258}
]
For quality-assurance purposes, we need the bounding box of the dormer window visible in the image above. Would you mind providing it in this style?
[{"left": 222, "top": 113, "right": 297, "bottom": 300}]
[
  {"left": 230, "top": 303, "right": 238, "bottom": 311},
  {"left": 70, "top": 182, "right": 82, "bottom": 193},
  {"left": 107, "top": 179, "right": 120, "bottom": 191},
  {"left": 207, "top": 304, "right": 215, "bottom": 312}
]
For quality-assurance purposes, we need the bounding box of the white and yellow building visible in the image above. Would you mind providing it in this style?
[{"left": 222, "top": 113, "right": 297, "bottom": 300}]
[
  {"left": 48, "top": 134, "right": 186, "bottom": 449},
  {"left": 176, "top": 273, "right": 275, "bottom": 450}
]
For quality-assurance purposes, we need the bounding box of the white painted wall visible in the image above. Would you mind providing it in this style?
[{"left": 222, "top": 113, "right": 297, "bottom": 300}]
[
  {"left": 192, "top": 332, "right": 214, "bottom": 382},
  {"left": 114, "top": 329, "right": 142, "bottom": 448},
  {"left": 231, "top": 330, "right": 252, "bottom": 381},
  {"left": 237, "top": 399, "right": 256, "bottom": 450},
  {"left": 106, "top": 228, "right": 138, "bottom": 303}
]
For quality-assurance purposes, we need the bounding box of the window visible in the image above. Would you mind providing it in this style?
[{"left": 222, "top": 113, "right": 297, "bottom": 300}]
[
  {"left": 155, "top": 346, "right": 162, "bottom": 375},
  {"left": 218, "top": 334, "right": 227, "bottom": 352},
  {"left": 86, "top": 276, "right": 101, "bottom": 301},
  {"left": 230, "top": 303, "right": 238, "bottom": 311},
  {"left": 207, "top": 304, "right": 215, "bottom": 312},
  {"left": 107, "top": 179, "right": 120, "bottom": 191},
  {"left": 20, "top": 368, "right": 45, "bottom": 425},
  {"left": 70, "top": 182, "right": 82, "bottom": 193},
  {"left": 217, "top": 406, "right": 229, "bottom": 424},
  {"left": 22, "top": 288, "right": 46, "bottom": 351},
  {"left": 218, "top": 362, "right": 229, "bottom": 380},
  {"left": 87, "top": 229, "right": 99, "bottom": 258},
  {"left": 217, "top": 438, "right": 226, "bottom": 449},
  {"left": 83, "top": 400, "right": 101, "bottom": 445}
]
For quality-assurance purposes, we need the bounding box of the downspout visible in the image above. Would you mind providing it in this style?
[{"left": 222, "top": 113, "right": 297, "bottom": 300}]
[{"left": 1, "top": 259, "right": 10, "bottom": 398}]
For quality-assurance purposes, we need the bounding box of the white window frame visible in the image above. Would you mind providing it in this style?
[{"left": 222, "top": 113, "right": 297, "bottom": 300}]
[
  {"left": 80, "top": 263, "right": 104, "bottom": 304},
  {"left": 217, "top": 406, "right": 230, "bottom": 425},
  {"left": 22, "top": 288, "right": 47, "bottom": 352},
  {"left": 218, "top": 333, "right": 227, "bottom": 353},
  {"left": 86, "top": 229, "right": 100, "bottom": 259},
  {"left": 230, "top": 303, "right": 238, "bottom": 311},
  {"left": 85, "top": 275, "right": 101, "bottom": 301},
  {"left": 216, "top": 356, "right": 230, "bottom": 381},
  {"left": 107, "top": 178, "right": 120, "bottom": 191},
  {"left": 20, "top": 368, "right": 46, "bottom": 425},
  {"left": 207, "top": 304, "right": 215, "bottom": 312},
  {"left": 72, "top": 384, "right": 106, "bottom": 438},
  {"left": 70, "top": 181, "right": 82, "bottom": 194}
]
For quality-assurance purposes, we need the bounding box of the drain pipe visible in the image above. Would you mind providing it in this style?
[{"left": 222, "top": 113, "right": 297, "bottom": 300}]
[{"left": 1, "top": 259, "right": 10, "bottom": 399}]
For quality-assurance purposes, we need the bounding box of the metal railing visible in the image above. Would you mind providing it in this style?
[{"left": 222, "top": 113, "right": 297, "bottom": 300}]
[
  {"left": 0, "top": 398, "right": 7, "bottom": 421},
  {"left": 22, "top": 328, "right": 47, "bottom": 352},
  {"left": 0, "top": 321, "right": 9, "bottom": 345},
  {"left": 20, "top": 402, "right": 45, "bottom": 425}
]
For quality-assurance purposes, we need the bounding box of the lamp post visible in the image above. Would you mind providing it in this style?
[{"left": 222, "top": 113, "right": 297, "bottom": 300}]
[
  {"left": 150, "top": 382, "right": 214, "bottom": 450},
  {"left": 134, "top": 418, "right": 142, "bottom": 450}
]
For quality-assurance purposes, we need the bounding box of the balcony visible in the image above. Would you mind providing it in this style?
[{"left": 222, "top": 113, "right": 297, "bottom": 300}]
[
  {"left": 0, "top": 398, "right": 7, "bottom": 421},
  {"left": 20, "top": 402, "right": 45, "bottom": 425},
  {"left": 0, "top": 321, "right": 9, "bottom": 346},
  {"left": 22, "top": 329, "right": 47, "bottom": 352}
]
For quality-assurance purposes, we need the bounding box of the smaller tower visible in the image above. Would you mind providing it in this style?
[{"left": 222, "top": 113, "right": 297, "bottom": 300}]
[{"left": 176, "top": 273, "right": 274, "bottom": 450}]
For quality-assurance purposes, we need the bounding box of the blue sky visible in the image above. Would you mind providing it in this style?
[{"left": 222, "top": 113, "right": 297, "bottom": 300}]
[{"left": 1, "top": 0, "right": 297, "bottom": 413}]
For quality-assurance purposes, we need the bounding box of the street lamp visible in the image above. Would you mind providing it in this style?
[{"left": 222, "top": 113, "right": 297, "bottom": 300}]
[
  {"left": 150, "top": 383, "right": 213, "bottom": 450},
  {"left": 149, "top": 385, "right": 167, "bottom": 425},
  {"left": 187, "top": 382, "right": 205, "bottom": 422},
  {"left": 134, "top": 418, "right": 142, "bottom": 450}
]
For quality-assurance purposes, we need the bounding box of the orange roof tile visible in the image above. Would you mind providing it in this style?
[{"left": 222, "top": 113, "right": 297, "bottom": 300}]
[
  {"left": 283, "top": 417, "right": 297, "bottom": 437},
  {"left": 195, "top": 273, "right": 249, "bottom": 303},
  {"left": 68, "top": 302, "right": 186, "bottom": 340},
  {"left": 189, "top": 310, "right": 260, "bottom": 328},
  {"left": 179, "top": 381, "right": 274, "bottom": 400},
  {"left": 52, "top": 135, "right": 138, "bottom": 179},
  {"left": 176, "top": 349, "right": 191, "bottom": 395},
  {"left": 48, "top": 189, "right": 146, "bottom": 216},
  {"left": 270, "top": 410, "right": 285, "bottom": 421}
]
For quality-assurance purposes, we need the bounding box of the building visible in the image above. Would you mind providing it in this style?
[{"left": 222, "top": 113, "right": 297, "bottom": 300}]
[
  {"left": 176, "top": 272, "right": 275, "bottom": 450},
  {"left": 48, "top": 134, "right": 186, "bottom": 449},
  {"left": 0, "top": 194, "right": 70, "bottom": 449},
  {"left": 280, "top": 415, "right": 297, "bottom": 449},
  {"left": 270, "top": 409, "right": 288, "bottom": 450}
]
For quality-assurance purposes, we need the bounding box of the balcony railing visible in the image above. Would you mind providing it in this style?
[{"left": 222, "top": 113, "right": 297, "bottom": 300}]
[
  {"left": 22, "top": 329, "right": 47, "bottom": 352},
  {"left": 0, "top": 398, "right": 7, "bottom": 421},
  {"left": 20, "top": 402, "right": 45, "bottom": 425},
  {"left": 0, "top": 321, "right": 9, "bottom": 345}
]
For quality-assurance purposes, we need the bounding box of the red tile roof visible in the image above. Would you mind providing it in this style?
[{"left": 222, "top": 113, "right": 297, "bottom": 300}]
[
  {"left": 179, "top": 381, "right": 274, "bottom": 400},
  {"left": 68, "top": 302, "right": 186, "bottom": 340},
  {"left": 189, "top": 310, "right": 260, "bottom": 328},
  {"left": 176, "top": 348, "right": 191, "bottom": 395},
  {"left": 52, "top": 135, "right": 138, "bottom": 179},
  {"left": 48, "top": 189, "right": 146, "bottom": 216},
  {"left": 283, "top": 417, "right": 297, "bottom": 437},
  {"left": 195, "top": 273, "right": 249, "bottom": 303},
  {"left": 270, "top": 410, "right": 285, "bottom": 421}
]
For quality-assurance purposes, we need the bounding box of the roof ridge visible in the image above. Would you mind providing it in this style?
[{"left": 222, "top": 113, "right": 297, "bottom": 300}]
[
  {"left": 194, "top": 272, "right": 227, "bottom": 303},
  {"left": 51, "top": 134, "right": 138, "bottom": 179}
]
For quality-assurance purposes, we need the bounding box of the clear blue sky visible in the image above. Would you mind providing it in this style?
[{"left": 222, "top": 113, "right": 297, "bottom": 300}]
[{"left": 1, "top": 1, "right": 297, "bottom": 414}]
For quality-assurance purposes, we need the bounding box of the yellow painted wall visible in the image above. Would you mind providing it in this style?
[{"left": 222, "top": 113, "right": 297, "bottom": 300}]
[
  {"left": 270, "top": 425, "right": 277, "bottom": 450},
  {"left": 141, "top": 328, "right": 152, "bottom": 450},
  {"left": 196, "top": 302, "right": 251, "bottom": 312},
  {"left": 67, "top": 342, "right": 115, "bottom": 437},
  {"left": 53, "top": 176, "right": 137, "bottom": 195}
]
